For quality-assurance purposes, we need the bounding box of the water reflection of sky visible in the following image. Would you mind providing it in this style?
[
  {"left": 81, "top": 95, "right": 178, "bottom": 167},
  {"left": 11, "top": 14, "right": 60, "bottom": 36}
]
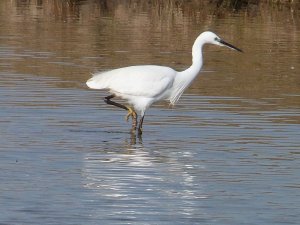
[
  {"left": 1, "top": 0, "right": 300, "bottom": 224},
  {"left": 1, "top": 70, "right": 299, "bottom": 224}
]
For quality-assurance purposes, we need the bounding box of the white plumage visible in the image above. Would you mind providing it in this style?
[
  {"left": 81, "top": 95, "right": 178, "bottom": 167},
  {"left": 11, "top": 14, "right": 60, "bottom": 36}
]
[
  {"left": 86, "top": 31, "right": 242, "bottom": 134},
  {"left": 87, "top": 65, "right": 175, "bottom": 109}
]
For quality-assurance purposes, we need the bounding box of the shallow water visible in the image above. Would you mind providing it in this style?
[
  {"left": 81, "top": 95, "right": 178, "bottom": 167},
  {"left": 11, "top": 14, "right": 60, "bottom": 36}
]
[{"left": 1, "top": 1, "right": 300, "bottom": 224}]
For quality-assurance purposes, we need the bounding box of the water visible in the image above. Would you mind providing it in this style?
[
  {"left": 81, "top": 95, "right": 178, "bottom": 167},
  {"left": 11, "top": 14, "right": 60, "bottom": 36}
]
[{"left": 1, "top": 1, "right": 299, "bottom": 224}]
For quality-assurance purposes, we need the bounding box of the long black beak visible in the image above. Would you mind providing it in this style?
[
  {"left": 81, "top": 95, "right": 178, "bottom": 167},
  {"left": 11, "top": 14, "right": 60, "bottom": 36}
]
[{"left": 220, "top": 39, "right": 243, "bottom": 52}]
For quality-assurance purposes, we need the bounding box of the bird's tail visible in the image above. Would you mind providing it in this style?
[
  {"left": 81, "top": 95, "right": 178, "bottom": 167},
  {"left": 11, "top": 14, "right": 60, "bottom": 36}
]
[
  {"left": 86, "top": 77, "right": 97, "bottom": 89},
  {"left": 86, "top": 73, "right": 108, "bottom": 89}
]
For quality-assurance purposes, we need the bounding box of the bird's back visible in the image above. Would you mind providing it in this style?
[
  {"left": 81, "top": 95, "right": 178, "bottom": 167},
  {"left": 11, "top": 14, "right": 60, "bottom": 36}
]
[{"left": 86, "top": 65, "right": 177, "bottom": 98}]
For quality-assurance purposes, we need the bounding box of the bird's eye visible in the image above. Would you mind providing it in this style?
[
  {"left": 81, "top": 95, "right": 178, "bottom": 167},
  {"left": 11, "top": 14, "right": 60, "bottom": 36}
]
[{"left": 214, "top": 37, "right": 219, "bottom": 41}]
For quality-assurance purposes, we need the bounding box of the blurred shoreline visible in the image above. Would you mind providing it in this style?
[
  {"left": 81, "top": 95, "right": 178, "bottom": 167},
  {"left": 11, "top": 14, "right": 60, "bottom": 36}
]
[{"left": 8, "top": 0, "right": 299, "bottom": 20}]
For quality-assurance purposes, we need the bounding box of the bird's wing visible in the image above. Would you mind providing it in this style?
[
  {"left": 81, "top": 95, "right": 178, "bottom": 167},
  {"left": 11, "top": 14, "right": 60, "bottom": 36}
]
[{"left": 88, "top": 65, "right": 176, "bottom": 98}]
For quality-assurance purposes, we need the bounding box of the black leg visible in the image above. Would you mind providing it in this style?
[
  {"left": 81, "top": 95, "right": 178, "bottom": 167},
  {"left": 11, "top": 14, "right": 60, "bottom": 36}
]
[
  {"left": 104, "top": 94, "right": 128, "bottom": 111},
  {"left": 138, "top": 115, "right": 145, "bottom": 135},
  {"left": 104, "top": 94, "right": 138, "bottom": 131}
]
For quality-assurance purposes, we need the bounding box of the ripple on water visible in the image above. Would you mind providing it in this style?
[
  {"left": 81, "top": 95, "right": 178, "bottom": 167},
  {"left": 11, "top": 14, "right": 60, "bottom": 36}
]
[{"left": 1, "top": 73, "right": 299, "bottom": 224}]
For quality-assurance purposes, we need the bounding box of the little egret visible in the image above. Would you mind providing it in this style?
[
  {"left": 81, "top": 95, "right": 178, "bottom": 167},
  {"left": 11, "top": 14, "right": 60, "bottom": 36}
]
[{"left": 86, "top": 31, "right": 242, "bottom": 135}]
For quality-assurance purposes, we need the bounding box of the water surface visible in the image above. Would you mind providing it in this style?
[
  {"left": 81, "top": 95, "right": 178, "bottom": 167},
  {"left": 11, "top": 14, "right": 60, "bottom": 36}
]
[{"left": 0, "top": 1, "right": 299, "bottom": 224}]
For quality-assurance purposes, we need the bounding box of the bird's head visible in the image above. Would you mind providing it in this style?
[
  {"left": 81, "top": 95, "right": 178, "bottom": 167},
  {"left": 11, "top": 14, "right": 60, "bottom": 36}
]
[{"left": 200, "top": 31, "right": 243, "bottom": 52}]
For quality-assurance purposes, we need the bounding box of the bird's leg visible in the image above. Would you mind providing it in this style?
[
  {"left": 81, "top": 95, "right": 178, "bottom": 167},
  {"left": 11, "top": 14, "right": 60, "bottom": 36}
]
[
  {"left": 125, "top": 107, "right": 136, "bottom": 122},
  {"left": 104, "top": 94, "right": 137, "bottom": 130},
  {"left": 137, "top": 115, "right": 145, "bottom": 135},
  {"left": 104, "top": 94, "right": 128, "bottom": 110},
  {"left": 126, "top": 106, "right": 137, "bottom": 130}
]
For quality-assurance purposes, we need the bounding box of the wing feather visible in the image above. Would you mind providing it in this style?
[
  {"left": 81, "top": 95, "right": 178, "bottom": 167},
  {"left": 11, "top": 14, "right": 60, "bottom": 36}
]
[{"left": 87, "top": 65, "right": 176, "bottom": 98}]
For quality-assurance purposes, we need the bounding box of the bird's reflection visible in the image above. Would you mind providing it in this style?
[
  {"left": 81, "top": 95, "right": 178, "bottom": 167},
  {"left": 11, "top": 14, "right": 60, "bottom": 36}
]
[
  {"left": 81, "top": 134, "right": 207, "bottom": 220},
  {"left": 83, "top": 132, "right": 203, "bottom": 194},
  {"left": 127, "top": 131, "right": 143, "bottom": 146}
]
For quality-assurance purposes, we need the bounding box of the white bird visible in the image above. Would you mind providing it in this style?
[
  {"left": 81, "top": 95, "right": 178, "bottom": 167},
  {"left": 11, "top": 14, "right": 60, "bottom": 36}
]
[{"left": 86, "top": 31, "right": 242, "bottom": 135}]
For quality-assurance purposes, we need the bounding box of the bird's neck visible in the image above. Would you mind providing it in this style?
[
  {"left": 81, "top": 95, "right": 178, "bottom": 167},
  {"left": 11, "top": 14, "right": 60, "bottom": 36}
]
[
  {"left": 169, "top": 41, "right": 204, "bottom": 105},
  {"left": 177, "top": 39, "right": 204, "bottom": 85}
]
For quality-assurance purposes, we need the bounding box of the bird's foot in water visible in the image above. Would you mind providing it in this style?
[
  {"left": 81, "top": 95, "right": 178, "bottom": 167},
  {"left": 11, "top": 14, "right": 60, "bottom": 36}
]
[{"left": 137, "top": 127, "right": 143, "bottom": 136}]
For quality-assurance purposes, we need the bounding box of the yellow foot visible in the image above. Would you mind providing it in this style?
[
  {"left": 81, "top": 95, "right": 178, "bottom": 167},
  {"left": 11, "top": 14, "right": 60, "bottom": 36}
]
[{"left": 125, "top": 107, "right": 137, "bottom": 122}]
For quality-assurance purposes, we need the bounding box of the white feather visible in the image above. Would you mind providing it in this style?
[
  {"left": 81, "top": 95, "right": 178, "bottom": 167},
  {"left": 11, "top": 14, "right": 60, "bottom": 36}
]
[
  {"left": 87, "top": 65, "right": 175, "bottom": 98},
  {"left": 86, "top": 31, "right": 241, "bottom": 122}
]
